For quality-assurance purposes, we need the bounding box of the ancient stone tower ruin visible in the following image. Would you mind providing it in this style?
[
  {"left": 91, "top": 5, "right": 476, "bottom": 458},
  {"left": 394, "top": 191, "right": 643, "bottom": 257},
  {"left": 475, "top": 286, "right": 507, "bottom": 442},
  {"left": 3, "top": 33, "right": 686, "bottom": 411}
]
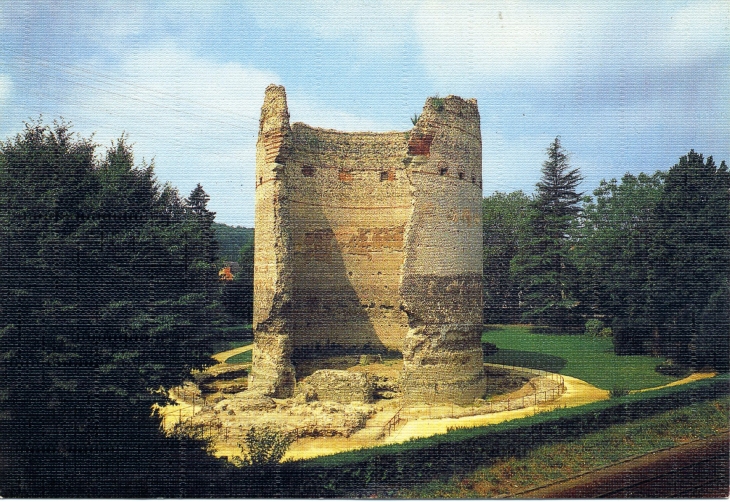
[{"left": 249, "top": 85, "right": 485, "bottom": 404}]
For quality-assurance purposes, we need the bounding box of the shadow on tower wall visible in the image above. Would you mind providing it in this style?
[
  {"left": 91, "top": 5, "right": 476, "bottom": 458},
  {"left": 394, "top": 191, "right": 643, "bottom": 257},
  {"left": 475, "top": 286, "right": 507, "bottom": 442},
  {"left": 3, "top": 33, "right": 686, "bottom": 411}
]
[{"left": 288, "top": 199, "right": 388, "bottom": 376}]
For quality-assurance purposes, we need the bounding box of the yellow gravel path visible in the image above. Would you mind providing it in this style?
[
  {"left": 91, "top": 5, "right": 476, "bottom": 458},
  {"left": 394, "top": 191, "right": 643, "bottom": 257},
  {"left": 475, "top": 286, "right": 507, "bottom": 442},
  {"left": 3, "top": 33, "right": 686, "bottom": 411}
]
[
  {"left": 380, "top": 375, "right": 608, "bottom": 447},
  {"left": 630, "top": 372, "right": 717, "bottom": 394},
  {"left": 170, "top": 345, "right": 719, "bottom": 463},
  {"left": 211, "top": 344, "right": 253, "bottom": 364},
  {"left": 283, "top": 374, "right": 609, "bottom": 461}
]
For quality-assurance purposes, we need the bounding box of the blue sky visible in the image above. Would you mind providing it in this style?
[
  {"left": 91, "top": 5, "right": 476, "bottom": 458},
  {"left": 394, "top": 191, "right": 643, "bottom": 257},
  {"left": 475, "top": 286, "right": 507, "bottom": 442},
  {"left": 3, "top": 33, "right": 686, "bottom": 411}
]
[{"left": 1, "top": 1, "right": 727, "bottom": 226}]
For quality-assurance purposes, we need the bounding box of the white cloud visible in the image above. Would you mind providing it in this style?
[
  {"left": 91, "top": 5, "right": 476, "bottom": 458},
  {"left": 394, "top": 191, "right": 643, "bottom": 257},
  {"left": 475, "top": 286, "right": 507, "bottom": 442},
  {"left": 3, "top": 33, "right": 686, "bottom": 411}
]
[
  {"left": 663, "top": 0, "right": 729, "bottom": 61},
  {"left": 56, "top": 44, "right": 391, "bottom": 225},
  {"left": 414, "top": 1, "right": 729, "bottom": 91},
  {"left": 247, "top": 0, "right": 416, "bottom": 49},
  {"left": 60, "top": 45, "right": 279, "bottom": 226},
  {"left": 286, "top": 91, "right": 384, "bottom": 132},
  {"left": 415, "top": 0, "right": 593, "bottom": 88}
]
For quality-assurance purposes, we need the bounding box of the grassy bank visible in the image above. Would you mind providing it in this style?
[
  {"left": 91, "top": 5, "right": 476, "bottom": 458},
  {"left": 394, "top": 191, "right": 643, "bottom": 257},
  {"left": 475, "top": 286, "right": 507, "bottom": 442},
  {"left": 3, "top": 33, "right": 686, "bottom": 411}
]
[
  {"left": 400, "top": 398, "right": 729, "bottom": 498},
  {"left": 483, "top": 325, "right": 675, "bottom": 390},
  {"left": 279, "top": 375, "right": 727, "bottom": 497}
]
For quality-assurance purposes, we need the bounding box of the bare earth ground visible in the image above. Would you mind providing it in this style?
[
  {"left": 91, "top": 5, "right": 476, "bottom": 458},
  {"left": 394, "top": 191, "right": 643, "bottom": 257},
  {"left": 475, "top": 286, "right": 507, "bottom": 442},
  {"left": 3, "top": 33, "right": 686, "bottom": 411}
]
[{"left": 156, "top": 346, "right": 716, "bottom": 462}]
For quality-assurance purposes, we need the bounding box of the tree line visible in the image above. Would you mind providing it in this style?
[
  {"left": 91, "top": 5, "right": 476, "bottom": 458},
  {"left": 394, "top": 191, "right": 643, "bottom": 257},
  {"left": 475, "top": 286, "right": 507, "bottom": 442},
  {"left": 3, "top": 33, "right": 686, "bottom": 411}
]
[
  {"left": 0, "top": 121, "right": 229, "bottom": 496},
  {"left": 0, "top": 121, "right": 725, "bottom": 495},
  {"left": 483, "top": 138, "right": 729, "bottom": 372}
]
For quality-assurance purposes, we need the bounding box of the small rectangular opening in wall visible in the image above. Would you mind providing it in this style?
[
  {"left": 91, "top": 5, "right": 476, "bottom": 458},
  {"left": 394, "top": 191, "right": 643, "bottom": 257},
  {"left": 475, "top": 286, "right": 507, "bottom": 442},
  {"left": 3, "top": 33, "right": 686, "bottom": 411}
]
[
  {"left": 458, "top": 172, "right": 465, "bottom": 180},
  {"left": 301, "top": 165, "right": 315, "bottom": 177},
  {"left": 380, "top": 171, "right": 389, "bottom": 181},
  {"left": 471, "top": 175, "right": 476, "bottom": 184},
  {"left": 439, "top": 167, "right": 448, "bottom": 176}
]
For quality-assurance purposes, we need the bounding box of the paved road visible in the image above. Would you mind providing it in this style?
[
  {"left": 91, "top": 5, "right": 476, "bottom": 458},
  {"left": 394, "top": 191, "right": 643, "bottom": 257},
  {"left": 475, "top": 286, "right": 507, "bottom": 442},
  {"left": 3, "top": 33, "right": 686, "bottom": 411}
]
[{"left": 517, "top": 432, "right": 729, "bottom": 498}]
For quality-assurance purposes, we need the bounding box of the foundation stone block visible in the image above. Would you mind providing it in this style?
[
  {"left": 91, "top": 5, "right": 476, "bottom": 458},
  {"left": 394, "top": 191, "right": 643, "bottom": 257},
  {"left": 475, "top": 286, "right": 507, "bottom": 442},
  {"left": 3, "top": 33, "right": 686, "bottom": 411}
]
[{"left": 304, "top": 370, "right": 374, "bottom": 404}]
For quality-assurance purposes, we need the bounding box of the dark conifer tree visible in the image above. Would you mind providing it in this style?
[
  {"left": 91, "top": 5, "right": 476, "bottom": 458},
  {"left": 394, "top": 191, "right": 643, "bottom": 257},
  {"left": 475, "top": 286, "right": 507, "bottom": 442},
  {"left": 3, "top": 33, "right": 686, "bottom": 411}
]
[
  {"left": 651, "top": 151, "right": 730, "bottom": 370},
  {"left": 511, "top": 137, "right": 584, "bottom": 329},
  {"left": 0, "top": 121, "right": 226, "bottom": 497}
]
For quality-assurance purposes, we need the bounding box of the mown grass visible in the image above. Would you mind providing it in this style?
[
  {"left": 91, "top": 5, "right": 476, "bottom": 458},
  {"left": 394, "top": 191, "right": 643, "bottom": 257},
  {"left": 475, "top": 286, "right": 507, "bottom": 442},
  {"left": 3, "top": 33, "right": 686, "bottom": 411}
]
[
  {"left": 205, "top": 324, "right": 253, "bottom": 356},
  {"left": 399, "top": 398, "right": 729, "bottom": 498},
  {"left": 225, "top": 348, "right": 253, "bottom": 365},
  {"left": 483, "top": 325, "right": 676, "bottom": 390}
]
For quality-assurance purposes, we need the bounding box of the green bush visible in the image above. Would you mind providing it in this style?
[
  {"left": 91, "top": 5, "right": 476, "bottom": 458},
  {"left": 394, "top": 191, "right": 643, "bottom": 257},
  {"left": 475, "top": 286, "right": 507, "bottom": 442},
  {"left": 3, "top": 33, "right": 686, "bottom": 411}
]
[
  {"left": 584, "top": 319, "right": 604, "bottom": 337},
  {"left": 482, "top": 342, "right": 498, "bottom": 357},
  {"left": 236, "top": 426, "right": 293, "bottom": 467},
  {"left": 656, "top": 361, "right": 691, "bottom": 378},
  {"left": 609, "top": 387, "right": 629, "bottom": 398}
]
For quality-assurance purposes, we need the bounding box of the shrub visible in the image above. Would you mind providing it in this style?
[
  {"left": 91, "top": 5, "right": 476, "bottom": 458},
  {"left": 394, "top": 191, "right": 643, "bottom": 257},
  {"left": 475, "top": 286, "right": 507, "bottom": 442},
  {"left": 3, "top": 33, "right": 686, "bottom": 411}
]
[
  {"left": 656, "top": 361, "right": 691, "bottom": 378},
  {"left": 599, "top": 327, "right": 613, "bottom": 337},
  {"left": 431, "top": 96, "right": 445, "bottom": 111},
  {"left": 584, "top": 319, "right": 604, "bottom": 337},
  {"left": 609, "top": 387, "right": 629, "bottom": 399},
  {"left": 612, "top": 316, "right": 653, "bottom": 355},
  {"left": 482, "top": 342, "right": 498, "bottom": 357},
  {"left": 236, "top": 426, "right": 293, "bottom": 466}
]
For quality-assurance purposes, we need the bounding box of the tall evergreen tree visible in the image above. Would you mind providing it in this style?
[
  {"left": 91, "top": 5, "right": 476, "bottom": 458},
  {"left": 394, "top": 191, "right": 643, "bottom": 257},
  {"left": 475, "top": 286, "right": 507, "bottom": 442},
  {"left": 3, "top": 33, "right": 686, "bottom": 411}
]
[
  {"left": 651, "top": 151, "right": 730, "bottom": 369},
  {"left": 0, "top": 121, "right": 224, "bottom": 496},
  {"left": 220, "top": 235, "right": 255, "bottom": 325},
  {"left": 511, "top": 137, "right": 584, "bottom": 329}
]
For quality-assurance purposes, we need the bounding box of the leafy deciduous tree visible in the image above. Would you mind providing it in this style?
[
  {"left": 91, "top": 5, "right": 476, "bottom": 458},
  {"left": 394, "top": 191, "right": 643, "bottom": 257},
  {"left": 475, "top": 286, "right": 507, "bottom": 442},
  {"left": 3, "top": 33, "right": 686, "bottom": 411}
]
[
  {"left": 482, "top": 191, "right": 533, "bottom": 323},
  {"left": 577, "top": 172, "right": 665, "bottom": 353}
]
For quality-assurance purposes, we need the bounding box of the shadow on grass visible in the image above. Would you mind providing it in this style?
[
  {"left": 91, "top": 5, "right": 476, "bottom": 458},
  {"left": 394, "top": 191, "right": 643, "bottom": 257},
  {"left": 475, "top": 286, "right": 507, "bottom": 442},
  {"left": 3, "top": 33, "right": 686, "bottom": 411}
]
[{"left": 484, "top": 349, "right": 567, "bottom": 373}]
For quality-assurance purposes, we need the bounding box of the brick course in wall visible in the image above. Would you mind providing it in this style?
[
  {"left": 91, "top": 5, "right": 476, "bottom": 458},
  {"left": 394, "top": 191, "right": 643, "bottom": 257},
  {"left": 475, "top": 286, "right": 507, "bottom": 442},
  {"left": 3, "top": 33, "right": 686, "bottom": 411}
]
[{"left": 250, "top": 85, "right": 485, "bottom": 404}]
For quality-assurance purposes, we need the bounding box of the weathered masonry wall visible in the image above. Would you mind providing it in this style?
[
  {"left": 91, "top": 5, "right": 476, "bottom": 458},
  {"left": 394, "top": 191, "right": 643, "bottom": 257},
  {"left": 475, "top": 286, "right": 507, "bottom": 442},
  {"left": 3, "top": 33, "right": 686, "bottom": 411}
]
[
  {"left": 249, "top": 86, "right": 296, "bottom": 397},
  {"left": 400, "top": 96, "right": 487, "bottom": 404},
  {"left": 287, "top": 125, "right": 411, "bottom": 352},
  {"left": 250, "top": 85, "right": 485, "bottom": 404}
]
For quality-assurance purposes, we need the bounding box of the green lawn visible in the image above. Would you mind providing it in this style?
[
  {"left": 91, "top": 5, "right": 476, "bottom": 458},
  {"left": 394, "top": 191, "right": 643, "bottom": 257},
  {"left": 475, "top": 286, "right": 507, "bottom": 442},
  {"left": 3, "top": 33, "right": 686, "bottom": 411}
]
[
  {"left": 482, "top": 325, "right": 677, "bottom": 390},
  {"left": 225, "top": 349, "right": 252, "bottom": 365},
  {"left": 205, "top": 324, "right": 253, "bottom": 356}
]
